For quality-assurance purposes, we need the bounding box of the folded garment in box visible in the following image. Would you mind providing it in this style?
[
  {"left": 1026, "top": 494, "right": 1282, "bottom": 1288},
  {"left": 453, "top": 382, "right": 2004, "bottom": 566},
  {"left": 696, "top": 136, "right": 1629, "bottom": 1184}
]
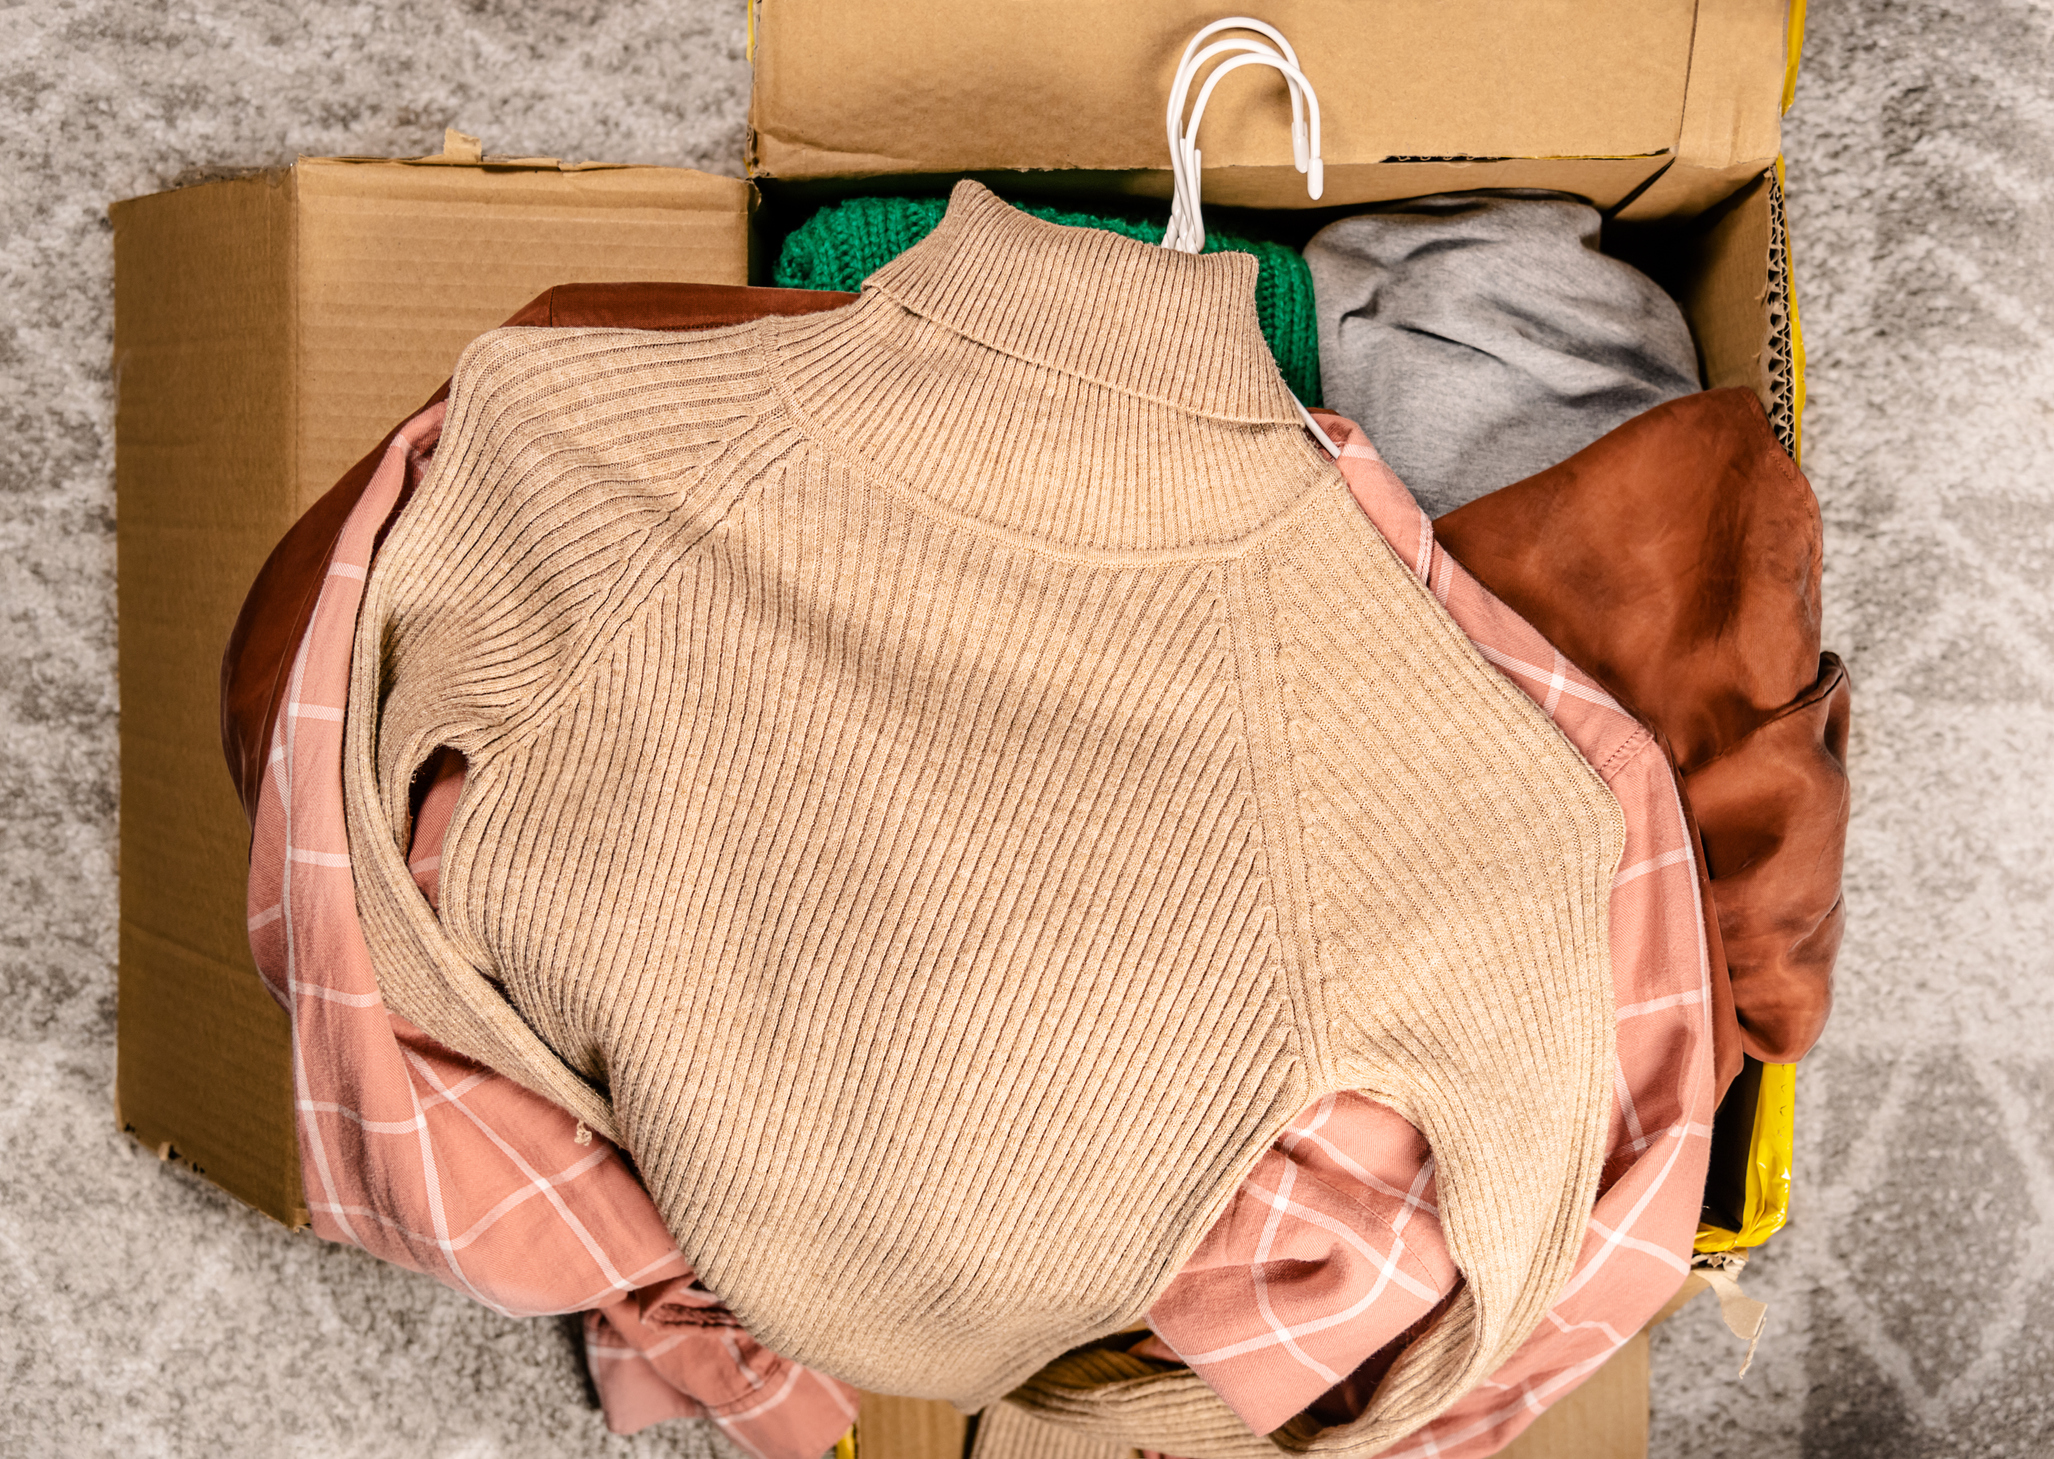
[
  {"left": 228, "top": 358, "right": 1709, "bottom": 1459},
  {"left": 1436, "top": 387, "right": 1848, "bottom": 1066},
  {"left": 1305, "top": 192, "right": 1702, "bottom": 517}
]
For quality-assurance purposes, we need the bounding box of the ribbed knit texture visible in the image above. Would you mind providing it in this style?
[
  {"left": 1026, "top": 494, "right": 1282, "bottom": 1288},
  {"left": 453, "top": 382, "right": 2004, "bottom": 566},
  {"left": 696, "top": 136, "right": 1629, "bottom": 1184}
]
[
  {"left": 343, "top": 182, "right": 1623, "bottom": 1446},
  {"left": 972, "top": 1398, "right": 1135, "bottom": 1459},
  {"left": 774, "top": 194, "right": 1322, "bottom": 406}
]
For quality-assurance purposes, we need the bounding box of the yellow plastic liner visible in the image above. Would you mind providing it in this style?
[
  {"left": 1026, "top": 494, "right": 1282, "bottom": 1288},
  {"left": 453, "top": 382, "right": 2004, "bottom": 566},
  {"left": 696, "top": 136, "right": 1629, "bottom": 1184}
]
[
  {"left": 1783, "top": 0, "right": 1808, "bottom": 113},
  {"left": 1695, "top": 1062, "right": 1795, "bottom": 1252}
]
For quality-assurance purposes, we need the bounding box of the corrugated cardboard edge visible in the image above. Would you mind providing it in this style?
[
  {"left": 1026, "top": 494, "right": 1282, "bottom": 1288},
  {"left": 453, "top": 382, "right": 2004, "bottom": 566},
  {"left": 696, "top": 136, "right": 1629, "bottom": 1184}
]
[
  {"left": 1610, "top": 164, "right": 1785, "bottom": 440},
  {"left": 750, "top": 156, "right": 1670, "bottom": 217},
  {"left": 1775, "top": 155, "right": 1807, "bottom": 462}
]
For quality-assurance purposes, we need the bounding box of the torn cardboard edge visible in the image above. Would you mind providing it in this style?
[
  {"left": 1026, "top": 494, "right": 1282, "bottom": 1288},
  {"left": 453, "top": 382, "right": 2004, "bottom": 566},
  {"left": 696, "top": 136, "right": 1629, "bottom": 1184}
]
[
  {"left": 113, "top": 1094, "right": 301, "bottom": 1228},
  {"left": 325, "top": 127, "right": 633, "bottom": 173},
  {"left": 1648, "top": 1256, "right": 1771, "bottom": 1379},
  {"left": 750, "top": 152, "right": 1680, "bottom": 214}
]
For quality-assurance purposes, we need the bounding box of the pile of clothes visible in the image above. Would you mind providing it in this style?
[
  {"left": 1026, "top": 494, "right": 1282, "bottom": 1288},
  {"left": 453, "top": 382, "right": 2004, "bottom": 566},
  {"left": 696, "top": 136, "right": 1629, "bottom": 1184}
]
[{"left": 225, "top": 181, "right": 1847, "bottom": 1459}]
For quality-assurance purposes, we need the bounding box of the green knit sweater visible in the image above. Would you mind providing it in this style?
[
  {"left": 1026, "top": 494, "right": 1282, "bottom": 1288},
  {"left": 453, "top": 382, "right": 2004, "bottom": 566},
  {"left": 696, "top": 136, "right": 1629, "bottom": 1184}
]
[{"left": 775, "top": 194, "right": 1322, "bottom": 406}]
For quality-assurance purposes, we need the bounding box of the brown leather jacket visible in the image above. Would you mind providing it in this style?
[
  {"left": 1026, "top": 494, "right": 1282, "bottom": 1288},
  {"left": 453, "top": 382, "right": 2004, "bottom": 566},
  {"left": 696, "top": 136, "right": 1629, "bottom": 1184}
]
[
  {"left": 1437, "top": 387, "right": 1848, "bottom": 1069},
  {"left": 224, "top": 291, "right": 1843, "bottom": 1088}
]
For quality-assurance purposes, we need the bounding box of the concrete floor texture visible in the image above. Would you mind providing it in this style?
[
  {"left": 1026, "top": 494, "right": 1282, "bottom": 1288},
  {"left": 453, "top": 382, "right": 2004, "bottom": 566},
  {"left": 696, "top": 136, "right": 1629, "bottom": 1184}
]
[{"left": 2, "top": 1, "right": 2048, "bottom": 1455}]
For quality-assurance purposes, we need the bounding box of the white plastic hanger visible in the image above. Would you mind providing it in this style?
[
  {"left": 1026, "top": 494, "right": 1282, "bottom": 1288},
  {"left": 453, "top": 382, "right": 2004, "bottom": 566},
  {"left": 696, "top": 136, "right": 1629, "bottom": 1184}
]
[
  {"left": 1160, "top": 17, "right": 1336, "bottom": 456},
  {"left": 1163, "top": 41, "right": 1310, "bottom": 250},
  {"left": 1165, "top": 18, "right": 1315, "bottom": 184},
  {"left": 1163, "top": 21, "right": 1324, "bottom": 251}
]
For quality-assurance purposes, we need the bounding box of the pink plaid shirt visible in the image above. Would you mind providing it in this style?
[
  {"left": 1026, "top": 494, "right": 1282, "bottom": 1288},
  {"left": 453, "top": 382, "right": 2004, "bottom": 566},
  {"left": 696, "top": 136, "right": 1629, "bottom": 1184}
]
[{"left": 250, "top": 399, "right": 1708, "bottom": 1458}]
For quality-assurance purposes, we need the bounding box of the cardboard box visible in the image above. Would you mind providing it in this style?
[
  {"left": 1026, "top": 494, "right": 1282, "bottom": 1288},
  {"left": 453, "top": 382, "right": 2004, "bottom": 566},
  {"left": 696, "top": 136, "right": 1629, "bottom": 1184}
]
[
  {"left": 111, "top": 146, "right": 751, "bottom": 1225},
  {"left": 115, "top": 0, "right": 1801, "bottom": 1447}
]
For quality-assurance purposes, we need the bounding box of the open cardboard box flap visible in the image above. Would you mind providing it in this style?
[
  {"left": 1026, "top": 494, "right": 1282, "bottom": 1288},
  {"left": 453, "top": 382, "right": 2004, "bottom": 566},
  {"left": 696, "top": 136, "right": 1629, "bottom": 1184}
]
[
  {"left": 745, "top": 0, "right": 1804, "bottom": 448},
  {"left": 747, "top": 0, "right": 1804, "bottom": 456},
  {"left": 750, "top": 0, "right": 1792, "bottom": 215}
]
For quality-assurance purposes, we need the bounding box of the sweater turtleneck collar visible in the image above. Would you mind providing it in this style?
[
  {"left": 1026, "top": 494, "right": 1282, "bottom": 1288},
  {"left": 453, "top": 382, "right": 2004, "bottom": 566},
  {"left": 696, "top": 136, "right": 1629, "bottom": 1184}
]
[
  {"left": 864, "top": 180, "right": 1303, "bottom": 426},
  {"left": 767, "top": 180, "right": 1325, "bottom": 554}
]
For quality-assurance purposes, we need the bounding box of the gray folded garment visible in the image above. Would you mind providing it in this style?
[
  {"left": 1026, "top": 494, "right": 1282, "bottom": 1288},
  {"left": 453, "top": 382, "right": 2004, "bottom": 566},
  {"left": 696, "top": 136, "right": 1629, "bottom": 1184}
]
[{"left": 1305, "top": 192, "right": 1702, "bottom": 516}]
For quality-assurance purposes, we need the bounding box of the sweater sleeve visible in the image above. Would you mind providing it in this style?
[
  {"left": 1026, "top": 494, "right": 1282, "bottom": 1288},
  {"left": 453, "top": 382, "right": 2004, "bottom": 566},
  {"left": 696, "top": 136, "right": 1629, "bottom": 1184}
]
[{"left": 363, "top": 323, "right": 779, "bottom": 837}]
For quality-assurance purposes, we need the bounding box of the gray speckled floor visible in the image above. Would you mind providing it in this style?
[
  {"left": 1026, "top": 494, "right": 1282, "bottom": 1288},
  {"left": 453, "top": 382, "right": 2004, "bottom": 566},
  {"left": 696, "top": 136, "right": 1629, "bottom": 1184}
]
[
  {"left": 2, "top": 2, "right": 2048, "bottom": 1456},
  {"left": 1648, "top": 4, "right": 2054, "bottom": 1456}
]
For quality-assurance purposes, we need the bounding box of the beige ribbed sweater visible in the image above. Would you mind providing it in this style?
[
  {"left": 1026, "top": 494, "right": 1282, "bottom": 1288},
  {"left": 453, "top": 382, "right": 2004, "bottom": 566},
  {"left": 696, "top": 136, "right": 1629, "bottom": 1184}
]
[{"left": 344, "top": 182, "right": 1623, "bottom": 1448}]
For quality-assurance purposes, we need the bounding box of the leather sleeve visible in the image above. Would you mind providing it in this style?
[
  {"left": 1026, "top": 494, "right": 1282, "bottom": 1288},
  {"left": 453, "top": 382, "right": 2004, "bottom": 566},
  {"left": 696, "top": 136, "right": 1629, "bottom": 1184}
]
[{"left": 1682, "top": 654, "right": 1851, "bottom": 1062}]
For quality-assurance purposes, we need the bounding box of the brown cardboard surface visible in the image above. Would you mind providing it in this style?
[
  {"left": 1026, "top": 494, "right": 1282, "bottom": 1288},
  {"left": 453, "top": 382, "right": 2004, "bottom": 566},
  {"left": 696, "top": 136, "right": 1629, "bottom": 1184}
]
[
  {"left": 1618, "top": 0, "right": 1792, "bottom": 220},
  {"left": 111, "top": 158, "right": 751, "bottom": 1226},
  {"left": 856, "top": 1393, "right": 969, "bottom": 1458},
  {"left": 1498, "top": 1332, "right": 1651, "bottom": 1459},
  {"left": 1613, "top": 170, "right": 1781, "bottom": 412},
  {"left": 1652, "top": 1273, "right": 1712, "bottom": 1328},
  {"left": 750, "top": 0, "right": 1696, "bottom": 197},
  {"left": 292, "top": 159, "right": 749, "bottom": 508},
  {"left": 1684, "top": 172, "right": 1781, "bottom": 402},
  {"left": 113, "top": 169, "right": 306, "bottom": 1224},
  {"left": 964, "top": 1403, "right": 1095, "bottom": 1459}
]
